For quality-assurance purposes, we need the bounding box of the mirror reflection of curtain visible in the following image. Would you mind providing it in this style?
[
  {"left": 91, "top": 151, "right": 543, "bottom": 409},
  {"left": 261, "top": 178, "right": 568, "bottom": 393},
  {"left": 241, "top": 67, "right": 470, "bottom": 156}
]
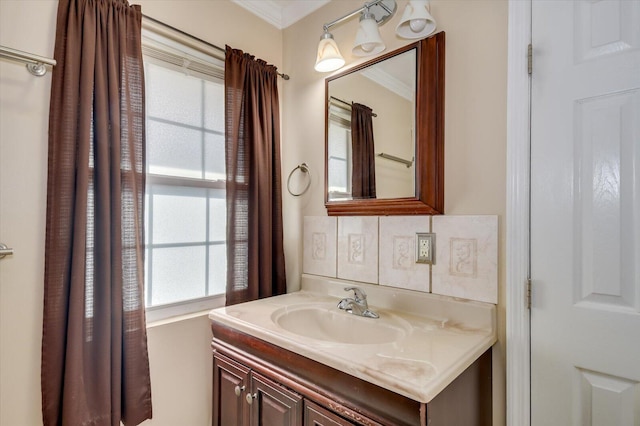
[{"left": 351, "top": 103, "right": 376, "bottom": 199}]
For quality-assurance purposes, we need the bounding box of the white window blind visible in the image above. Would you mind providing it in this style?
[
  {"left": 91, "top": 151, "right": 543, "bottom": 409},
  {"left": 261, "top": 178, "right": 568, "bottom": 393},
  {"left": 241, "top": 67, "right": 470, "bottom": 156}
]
[
  {"left": 142, "top": 18, "right": 227, "bottom": 321},
  {"left": 327, "top": 102, "right": 352, "bottom": 197}
]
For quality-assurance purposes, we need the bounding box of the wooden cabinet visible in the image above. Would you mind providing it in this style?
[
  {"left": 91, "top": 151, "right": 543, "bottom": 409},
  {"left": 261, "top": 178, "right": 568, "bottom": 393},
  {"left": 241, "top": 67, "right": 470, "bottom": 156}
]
[
  {"left": 304, "top": 401, "right": 355, "bottom": 426},
  {"left": 213, "top": 353, "right": 250, "bottom": 426},
  {"left": 250, "top": 372, "right": 302, "bottom": 425},
  {"left": 212, "top": 320, "right": 492, "bottom": 426},
  {"left": 213, "top": 353, "right": 302, "bottom": 426}
]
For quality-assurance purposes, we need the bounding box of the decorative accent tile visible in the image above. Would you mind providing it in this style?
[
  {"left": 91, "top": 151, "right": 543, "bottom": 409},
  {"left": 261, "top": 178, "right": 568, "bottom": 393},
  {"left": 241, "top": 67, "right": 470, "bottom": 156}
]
[
  {"left": 337, "top": 216, "right": 378, "bottom": 284},
  {"left": 393, "top": 236, "right": 414, "bottom": 269},
  {"left": 303, "top": 216, "right": 337, "bottom": 278},
  {"left": 348, "top": 234, "right": 365, "bottom": 265},
  {"left": 379, "top": 216, "right": 431, "bottom": 292},
  {"left": 449, "top": 238, "right": 478, "bottom": 278},
  {"left": 432, "top": 215, "right": 498, "bottom": 304},
  {"left": 311, "top": 232, "right": 327, "bottom": 260}
]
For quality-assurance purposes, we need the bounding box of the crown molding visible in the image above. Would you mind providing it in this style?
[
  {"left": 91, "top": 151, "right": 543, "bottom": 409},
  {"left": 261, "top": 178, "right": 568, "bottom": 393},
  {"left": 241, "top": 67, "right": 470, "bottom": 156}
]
[
  {"left": 232, "top": 0, "right": 330, "bottom": 30},
  {"left": 361, "top": 67, "right": 413, "bottom": 101}
]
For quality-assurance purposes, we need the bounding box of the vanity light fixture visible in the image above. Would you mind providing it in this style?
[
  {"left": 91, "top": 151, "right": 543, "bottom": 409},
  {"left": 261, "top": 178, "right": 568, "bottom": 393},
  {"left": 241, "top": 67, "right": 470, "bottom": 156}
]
[
  {"left": 314, "top": 0, "right": 397, "bottom": 73},
  {"left": 352, "top": 9, "right": 386, "bottom": 56},
  {"left": 315, "top": 30, "right": 345, "bottom": 72},
  {"left": 395, "top": 0, "right": 437, "bottom": 39}
]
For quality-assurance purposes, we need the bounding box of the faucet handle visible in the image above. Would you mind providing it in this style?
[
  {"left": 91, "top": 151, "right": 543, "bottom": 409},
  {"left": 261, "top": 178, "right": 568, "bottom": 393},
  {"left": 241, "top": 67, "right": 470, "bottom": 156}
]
[{"left": 344, "top": 286, "right": 367, "bottom": 302}]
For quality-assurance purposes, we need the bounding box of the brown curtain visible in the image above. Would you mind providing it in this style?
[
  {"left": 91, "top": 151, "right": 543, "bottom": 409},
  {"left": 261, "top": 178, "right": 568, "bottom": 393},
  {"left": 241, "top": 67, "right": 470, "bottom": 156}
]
[
  {"left": 224, "top": 46, "right": 286, "bottom": 306},
  {"left": 42, "top": 1, "right": 152, "bottom": 425},
  {"left": 351, "top": 102, "right": 376, "bottom": 199}
]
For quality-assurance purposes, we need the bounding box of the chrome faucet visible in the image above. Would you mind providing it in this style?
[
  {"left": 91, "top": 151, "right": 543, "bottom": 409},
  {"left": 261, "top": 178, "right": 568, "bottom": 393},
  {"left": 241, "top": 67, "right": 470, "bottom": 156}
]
[{"left": 337, "top": 287, "right": 379, "bottom": 319}]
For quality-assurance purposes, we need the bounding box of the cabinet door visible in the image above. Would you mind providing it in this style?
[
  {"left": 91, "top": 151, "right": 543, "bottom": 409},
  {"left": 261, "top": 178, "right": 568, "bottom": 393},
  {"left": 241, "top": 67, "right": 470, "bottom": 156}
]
[
  {"left": 213, "top": 353, "right": 251, "bottom": 426},
  {"left": 249, "top": 372, "right": 302, "bottom": 426},
  {"left": 304, "top": 401, "right": 355, "bottom": 426}
]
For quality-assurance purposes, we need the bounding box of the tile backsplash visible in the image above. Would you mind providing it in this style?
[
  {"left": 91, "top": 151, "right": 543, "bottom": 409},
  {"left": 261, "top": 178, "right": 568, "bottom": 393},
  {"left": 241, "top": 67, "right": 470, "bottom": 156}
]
[
  {"left": 379, "top": 216, "right": 431, "bottom": 293},
  {"left": 303, "top": 216, "right": 337, "bottom": 278},
  {"left": 432, "top": 215, "right": 498, "bottom": 304},
  {"left": 337, "top": 217, "right": 379, "bottom": 284},
  {"left": 303, "top": 215, "right": 499, "bottom": 305}
]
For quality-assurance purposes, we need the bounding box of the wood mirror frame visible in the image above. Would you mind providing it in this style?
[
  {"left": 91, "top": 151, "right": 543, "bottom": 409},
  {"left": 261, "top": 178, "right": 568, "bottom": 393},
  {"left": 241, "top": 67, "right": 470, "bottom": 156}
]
[{"left": 324, "top": 31, "right": 445, "bottom": 216}]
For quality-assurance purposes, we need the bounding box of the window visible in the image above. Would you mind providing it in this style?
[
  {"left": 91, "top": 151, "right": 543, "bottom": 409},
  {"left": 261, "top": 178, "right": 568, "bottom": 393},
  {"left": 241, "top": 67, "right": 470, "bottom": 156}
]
[
  {"left": 327, "top": 102, "right": 352, "bottom": 199},
  {"left": 142, "top": 22, "right": 226, "bottom": 320}
]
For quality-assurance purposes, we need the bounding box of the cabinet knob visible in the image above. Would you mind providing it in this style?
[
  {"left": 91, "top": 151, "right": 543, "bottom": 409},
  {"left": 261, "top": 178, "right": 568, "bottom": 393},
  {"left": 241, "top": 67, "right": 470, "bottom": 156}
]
[
  {"left": 234, "top": 385, "right": 245, "bottom": 397},
  {"left": 245, "top": 393, "right": 257, "bottom": 405}
]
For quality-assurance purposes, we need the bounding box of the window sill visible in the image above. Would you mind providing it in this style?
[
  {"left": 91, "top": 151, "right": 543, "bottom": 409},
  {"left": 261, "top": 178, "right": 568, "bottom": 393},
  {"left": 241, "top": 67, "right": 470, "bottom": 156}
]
[{"left": 145, "top": 294, "right": 225, "bottom": 326}]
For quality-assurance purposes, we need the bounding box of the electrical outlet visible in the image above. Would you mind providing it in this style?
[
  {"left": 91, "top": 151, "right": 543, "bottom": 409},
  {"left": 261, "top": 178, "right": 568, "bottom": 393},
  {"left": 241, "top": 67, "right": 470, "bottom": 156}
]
[{"left": 416, "top": 233, "right": 435, "bottom": 264}]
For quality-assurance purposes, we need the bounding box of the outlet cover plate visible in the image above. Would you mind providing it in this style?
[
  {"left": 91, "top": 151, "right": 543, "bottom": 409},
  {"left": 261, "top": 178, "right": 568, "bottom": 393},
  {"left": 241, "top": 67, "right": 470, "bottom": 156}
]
[{"left": 416, "top": 233, "right": 435, "bottom": 264}]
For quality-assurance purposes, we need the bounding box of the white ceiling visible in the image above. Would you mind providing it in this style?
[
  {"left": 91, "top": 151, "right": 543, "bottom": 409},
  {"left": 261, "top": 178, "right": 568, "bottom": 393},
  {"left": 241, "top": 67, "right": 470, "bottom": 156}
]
[{"left": 232, "top": 0, "right": 331, "bottom": 29}]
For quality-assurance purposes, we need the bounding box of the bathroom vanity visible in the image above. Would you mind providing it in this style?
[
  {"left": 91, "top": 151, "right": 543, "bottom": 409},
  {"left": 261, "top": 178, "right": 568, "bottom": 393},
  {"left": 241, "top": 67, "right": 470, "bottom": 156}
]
[{"left": 209, "top": 275, "right": 496, "bottom": 426}]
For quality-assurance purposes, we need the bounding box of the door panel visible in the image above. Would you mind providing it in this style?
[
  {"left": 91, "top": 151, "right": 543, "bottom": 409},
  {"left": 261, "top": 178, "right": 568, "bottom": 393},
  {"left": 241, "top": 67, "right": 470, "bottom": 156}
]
[
  {"left": 573, "top": 90, "right": 639, "bottom": 313},
  {"left": 251, "top": 372, "right": 302, "bottom": 426},
  {"left": 531, "top": 0, "right": 640, "bottom": 425},
  {"left": 575, "top": 368, "right": 639, "bottom": 425},
  {"left": 213, "top": 354, "right": 250, "bottom": 426}
]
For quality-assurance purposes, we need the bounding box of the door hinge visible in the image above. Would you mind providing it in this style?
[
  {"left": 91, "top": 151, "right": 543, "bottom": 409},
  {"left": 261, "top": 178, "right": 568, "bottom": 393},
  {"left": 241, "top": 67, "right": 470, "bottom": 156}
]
[
  {"left": 526, "top": 278, "right": 532, "bottom": 309},
  {"left": 527, "top": 44, "right": 533, "bottom": 75}
]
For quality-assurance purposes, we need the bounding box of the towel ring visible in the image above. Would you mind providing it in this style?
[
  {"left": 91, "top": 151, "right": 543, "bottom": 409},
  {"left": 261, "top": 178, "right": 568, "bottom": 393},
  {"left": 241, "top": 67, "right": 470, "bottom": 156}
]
[{"left": 287, "top": 163, "right": 311, "bottom": 196}]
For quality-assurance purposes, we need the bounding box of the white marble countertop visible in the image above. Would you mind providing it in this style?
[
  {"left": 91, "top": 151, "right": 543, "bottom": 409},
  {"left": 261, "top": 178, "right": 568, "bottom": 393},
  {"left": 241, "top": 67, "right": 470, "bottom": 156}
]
[{"left": 209, "top": 274, "right": 497, "bottom": 403}]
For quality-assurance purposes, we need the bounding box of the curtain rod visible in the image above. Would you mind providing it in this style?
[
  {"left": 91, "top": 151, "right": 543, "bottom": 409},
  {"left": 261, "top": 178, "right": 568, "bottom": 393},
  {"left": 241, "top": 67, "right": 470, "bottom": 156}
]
[
  {"left": 0, "top": 45, "right": 56, "bottom": 76},
  {"left": 329, "top": 96, "right": 378, "bottom": 117},
  {"left": 142, "top": 14, "right": 290, "bottom": 80}
]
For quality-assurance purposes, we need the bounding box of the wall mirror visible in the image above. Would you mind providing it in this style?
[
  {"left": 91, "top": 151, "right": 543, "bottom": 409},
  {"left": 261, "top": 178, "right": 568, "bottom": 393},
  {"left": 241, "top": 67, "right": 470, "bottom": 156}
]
[{"left": 325, "top": 32, "right": 444, "bottom": 215}]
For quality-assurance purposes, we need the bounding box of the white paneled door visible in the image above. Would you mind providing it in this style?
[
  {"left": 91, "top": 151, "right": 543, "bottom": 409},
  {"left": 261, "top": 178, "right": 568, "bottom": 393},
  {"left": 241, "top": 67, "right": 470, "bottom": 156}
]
[{"left": 531, "top": 1, "right": 640, "bottom": 425}]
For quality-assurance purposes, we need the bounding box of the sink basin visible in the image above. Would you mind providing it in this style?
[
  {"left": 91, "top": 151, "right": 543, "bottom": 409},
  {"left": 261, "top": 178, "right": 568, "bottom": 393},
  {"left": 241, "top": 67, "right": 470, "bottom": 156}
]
[{"left": 271, "top": 304, "right": 409, "bottom": 344}]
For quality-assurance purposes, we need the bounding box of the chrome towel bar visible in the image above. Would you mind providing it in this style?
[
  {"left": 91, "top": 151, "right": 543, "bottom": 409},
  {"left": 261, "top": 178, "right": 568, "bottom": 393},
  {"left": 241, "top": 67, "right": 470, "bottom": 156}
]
[{"left": 0, "top": 45, "right": 56, "bottom": 76}]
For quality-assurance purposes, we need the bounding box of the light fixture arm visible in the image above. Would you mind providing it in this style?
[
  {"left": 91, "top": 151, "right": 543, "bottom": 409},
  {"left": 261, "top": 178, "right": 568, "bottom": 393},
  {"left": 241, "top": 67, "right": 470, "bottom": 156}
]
[
  {"left": 322, "top": 0, "right": 390, "bottom": 32},
  {"left": 315, "top": 0, "right": 397, "bottom": 72},
  {"left": 376, "top": 1, "right": 394, "bottom": 16}
]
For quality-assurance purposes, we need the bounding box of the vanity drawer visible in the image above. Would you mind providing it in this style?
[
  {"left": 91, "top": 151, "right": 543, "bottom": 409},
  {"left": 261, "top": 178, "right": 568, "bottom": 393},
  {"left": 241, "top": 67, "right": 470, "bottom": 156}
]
[{"left": 304, "top": 400, "right": 355, "bottom": 426}]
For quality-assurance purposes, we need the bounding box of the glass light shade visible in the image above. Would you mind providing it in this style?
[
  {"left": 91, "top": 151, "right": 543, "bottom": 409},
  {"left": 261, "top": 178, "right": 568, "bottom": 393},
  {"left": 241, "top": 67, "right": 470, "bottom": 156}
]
[
  {"left": 352, "top": 13, "right": 385, "bottom": 57},
  {"left": 315, "top": 33, "right": 345, "bottom": 72},
  {"left": 395, "top": 0, "right": 436, "bottom": 39}
]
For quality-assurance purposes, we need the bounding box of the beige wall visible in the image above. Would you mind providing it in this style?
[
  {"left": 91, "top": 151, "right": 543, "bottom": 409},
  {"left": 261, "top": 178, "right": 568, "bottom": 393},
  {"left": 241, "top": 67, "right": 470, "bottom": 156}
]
[
  {"left": 0, "top": 3, "right": 54, "bottom": 425},
  {"left": 1, "top": 0, "right": 507, "bottom": 424},
  {"left": 281, "top": 1, "right": 507, "bottom": 424},
  {"left": 0, "top": 1, "right": 281, "bottom": 425}
]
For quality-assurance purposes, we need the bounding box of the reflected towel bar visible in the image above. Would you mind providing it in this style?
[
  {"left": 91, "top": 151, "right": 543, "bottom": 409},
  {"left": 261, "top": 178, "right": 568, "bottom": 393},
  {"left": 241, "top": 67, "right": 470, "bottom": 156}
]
[{"left": 376, "top": 152, "right": 414, "bottom": 168}]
